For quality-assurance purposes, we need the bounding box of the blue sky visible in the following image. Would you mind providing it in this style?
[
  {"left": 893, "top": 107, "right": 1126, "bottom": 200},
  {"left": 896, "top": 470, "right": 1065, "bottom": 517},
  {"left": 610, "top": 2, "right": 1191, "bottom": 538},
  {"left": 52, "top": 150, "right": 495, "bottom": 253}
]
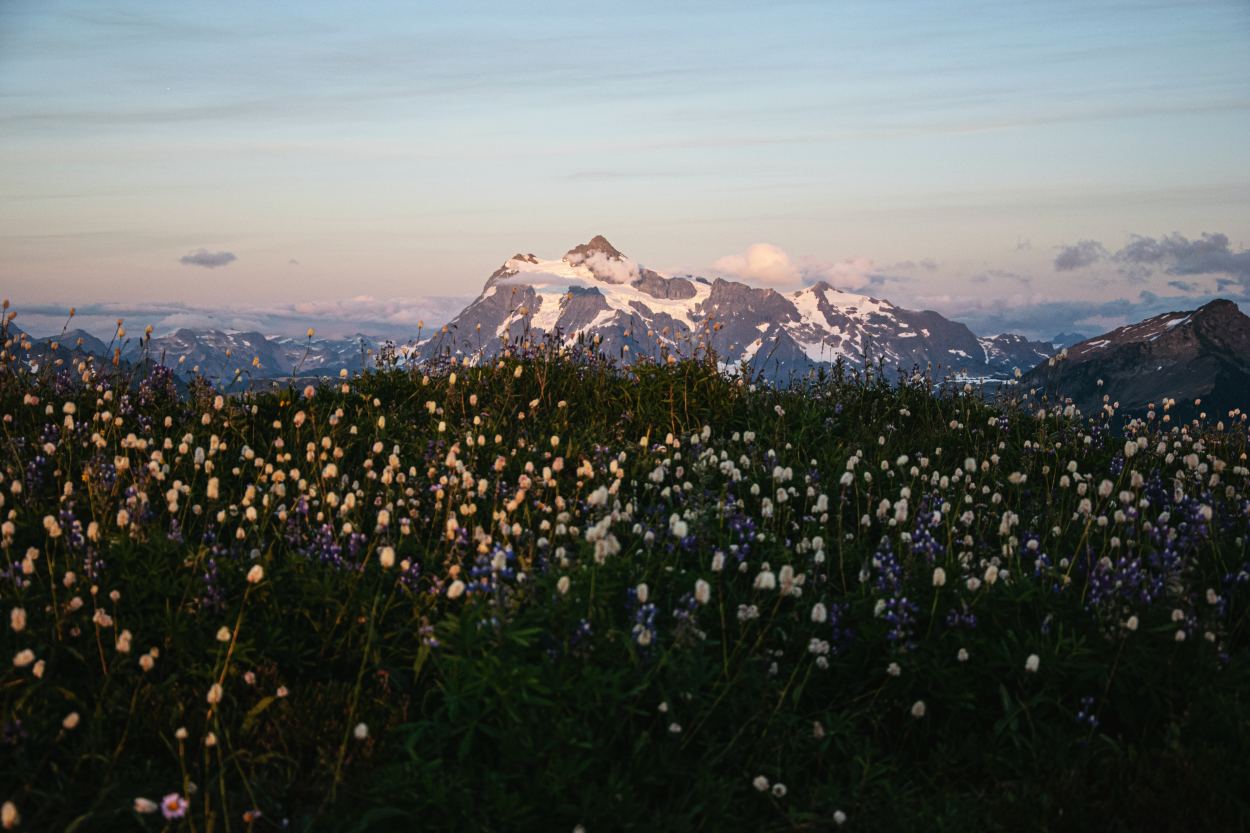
[{"left": 2, "top": 0, "right": 1249, "bottom": 338}]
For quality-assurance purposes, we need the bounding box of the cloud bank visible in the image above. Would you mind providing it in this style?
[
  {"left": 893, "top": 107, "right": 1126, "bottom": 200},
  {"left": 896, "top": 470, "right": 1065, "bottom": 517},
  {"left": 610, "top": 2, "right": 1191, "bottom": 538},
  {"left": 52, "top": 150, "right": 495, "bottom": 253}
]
[
  {"left": 1050, "top": 232, "right": 1250, "bottom": 288},
  {"left": 5, "top": 296, "right": 475, "bottom": 341},
  {"left": 1115, "top": 232, "right": 1250, "bottom": 284}
]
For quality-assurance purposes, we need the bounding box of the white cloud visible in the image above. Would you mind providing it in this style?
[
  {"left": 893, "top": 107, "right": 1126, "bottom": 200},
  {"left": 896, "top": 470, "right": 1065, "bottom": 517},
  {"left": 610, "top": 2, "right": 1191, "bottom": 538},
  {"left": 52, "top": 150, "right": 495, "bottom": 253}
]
[
  {"left": 712, "top": 243, "right": 802, "bottom": 287},
  {"left": 712, "top": 244, "right": 878, "bottom": 291},
  {"left": 494, "top": 271, "right": 603, "bottom": 290},
  {"left": 565, "top": 250, "right": 640, "bottom": 285}
]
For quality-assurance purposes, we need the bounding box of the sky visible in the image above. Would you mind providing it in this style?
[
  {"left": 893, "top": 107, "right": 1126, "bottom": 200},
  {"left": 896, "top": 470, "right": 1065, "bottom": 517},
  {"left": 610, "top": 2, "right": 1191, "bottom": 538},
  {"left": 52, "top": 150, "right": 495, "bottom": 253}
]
[{"left": 2, "top": 0, "right": 1249, "bottom": 339}]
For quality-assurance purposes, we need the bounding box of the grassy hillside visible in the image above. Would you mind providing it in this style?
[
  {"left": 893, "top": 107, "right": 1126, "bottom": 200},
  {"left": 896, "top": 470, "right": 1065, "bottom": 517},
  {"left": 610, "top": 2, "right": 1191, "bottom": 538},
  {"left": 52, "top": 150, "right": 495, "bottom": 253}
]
[{"left": 1, "top": 335, "right": 1248, "bottom": 832}]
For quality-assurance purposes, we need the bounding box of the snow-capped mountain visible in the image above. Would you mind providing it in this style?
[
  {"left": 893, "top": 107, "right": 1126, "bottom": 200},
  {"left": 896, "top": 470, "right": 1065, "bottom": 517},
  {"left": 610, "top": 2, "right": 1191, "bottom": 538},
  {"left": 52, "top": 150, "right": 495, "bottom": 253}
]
[
  {"left": 1021, "top": 299, "right": 1250, "bottom": 418},
  {"left": 416, "top": 235, "right": 1054, "bottom": 380}
]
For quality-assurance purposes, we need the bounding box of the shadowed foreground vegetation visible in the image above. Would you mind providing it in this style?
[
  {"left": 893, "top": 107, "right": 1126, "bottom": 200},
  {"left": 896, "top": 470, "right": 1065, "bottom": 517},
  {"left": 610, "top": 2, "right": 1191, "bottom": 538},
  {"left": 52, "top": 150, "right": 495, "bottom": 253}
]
[{"left": 2, "top": 333, "right": 1249, "bottom": 832}]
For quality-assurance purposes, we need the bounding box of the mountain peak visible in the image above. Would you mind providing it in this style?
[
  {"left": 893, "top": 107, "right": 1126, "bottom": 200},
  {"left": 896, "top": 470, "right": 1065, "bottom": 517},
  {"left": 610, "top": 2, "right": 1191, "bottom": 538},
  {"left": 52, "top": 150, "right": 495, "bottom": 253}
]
[
  {"left": 565, "top": 235, "right": 624, "bottom": 261},
  {"left": 562, "top": 235, "right": 637, "bottom": 284},
  {"left": 1194, "top": 298, "right": 1241, "bottom": 318}
]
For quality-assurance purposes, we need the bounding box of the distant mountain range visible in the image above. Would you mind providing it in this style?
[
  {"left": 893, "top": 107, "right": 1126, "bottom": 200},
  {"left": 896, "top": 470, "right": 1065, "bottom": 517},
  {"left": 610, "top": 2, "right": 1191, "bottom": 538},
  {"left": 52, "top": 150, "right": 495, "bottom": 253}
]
[
  {"left": 1022, "top": 299, "right": 1250, "bottom": 419},
  {"left": 17, "top": 327, "right": 380, "bottom": 382},
  {"left": 412, "top": 235, "right": 1056, "bottom": 380},
  {"left": 15, "top": 236, "right": 1246, "bottom": 416}
]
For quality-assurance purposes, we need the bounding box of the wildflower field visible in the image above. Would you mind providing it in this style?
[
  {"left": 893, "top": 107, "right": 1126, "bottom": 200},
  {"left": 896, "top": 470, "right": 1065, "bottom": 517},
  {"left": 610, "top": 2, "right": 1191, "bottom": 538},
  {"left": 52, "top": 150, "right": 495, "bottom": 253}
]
[{"left": 2, "top": 330, "right": 1249, "bottom": 832}]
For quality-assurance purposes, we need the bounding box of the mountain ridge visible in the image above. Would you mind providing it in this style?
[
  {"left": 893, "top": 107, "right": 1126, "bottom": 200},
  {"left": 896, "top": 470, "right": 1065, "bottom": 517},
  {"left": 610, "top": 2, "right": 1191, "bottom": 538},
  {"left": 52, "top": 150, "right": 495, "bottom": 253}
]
[{"left": 1021, "top": 298, "right": 1250, "bottom": 418}]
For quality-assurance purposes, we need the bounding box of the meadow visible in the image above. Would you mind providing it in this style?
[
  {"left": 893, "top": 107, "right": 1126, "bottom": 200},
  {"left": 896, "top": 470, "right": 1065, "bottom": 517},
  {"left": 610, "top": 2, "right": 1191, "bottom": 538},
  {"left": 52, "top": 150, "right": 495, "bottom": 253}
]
[{"left": 2, "top": 320, "right": 1249, "bottom": 832}]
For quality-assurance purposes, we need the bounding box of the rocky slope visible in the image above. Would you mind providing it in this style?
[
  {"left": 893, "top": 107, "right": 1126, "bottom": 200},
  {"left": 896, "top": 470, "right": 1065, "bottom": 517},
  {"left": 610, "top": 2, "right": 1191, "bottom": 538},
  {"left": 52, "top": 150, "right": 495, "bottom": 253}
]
[{"left": 1021, "top": 299, "right": 1250, "bottom": 418}]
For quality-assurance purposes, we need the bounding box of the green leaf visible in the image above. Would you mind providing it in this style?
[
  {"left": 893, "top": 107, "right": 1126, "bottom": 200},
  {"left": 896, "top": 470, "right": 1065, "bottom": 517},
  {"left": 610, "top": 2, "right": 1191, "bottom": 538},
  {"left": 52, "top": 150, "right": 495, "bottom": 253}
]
[
  {"left": 412, "top": 642, "right": 431, "bottom": 679},
  {"left": 241, "top": 695, "right": 277, "bottom": 734}
]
